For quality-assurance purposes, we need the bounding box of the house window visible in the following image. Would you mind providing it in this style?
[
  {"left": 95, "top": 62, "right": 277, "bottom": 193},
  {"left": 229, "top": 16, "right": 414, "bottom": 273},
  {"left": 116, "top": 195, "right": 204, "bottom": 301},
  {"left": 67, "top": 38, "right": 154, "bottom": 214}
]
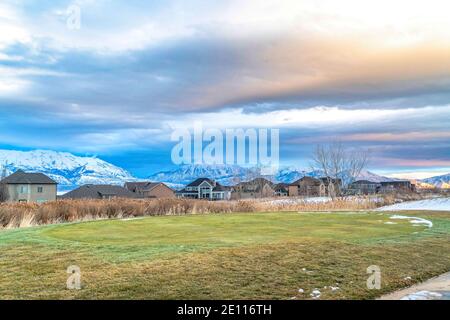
[
  {"left": 37, "top": 186, "right": 43, "bottom": 193},
  {"left": 19, "top": 185, "right": 28, "bottom": 194}
]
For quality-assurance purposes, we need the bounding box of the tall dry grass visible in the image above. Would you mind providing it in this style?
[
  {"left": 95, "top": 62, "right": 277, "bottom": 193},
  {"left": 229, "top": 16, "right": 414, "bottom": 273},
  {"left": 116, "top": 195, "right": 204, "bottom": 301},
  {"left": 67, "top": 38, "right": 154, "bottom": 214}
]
[{"left": 0, "top": 195, "right": 397, "bottom": 230}]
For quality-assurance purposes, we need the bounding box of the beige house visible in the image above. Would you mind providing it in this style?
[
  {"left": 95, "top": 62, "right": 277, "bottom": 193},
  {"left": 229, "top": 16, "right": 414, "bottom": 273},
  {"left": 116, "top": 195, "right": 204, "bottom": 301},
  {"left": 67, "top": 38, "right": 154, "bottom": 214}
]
[
  {"left": 0, "top": 170, "right": 57, "bottom": 203},
  {"left": 289, "top": 176, "right": 342, "bottom": 197},
  {"left": 124, "top": 182, "right": 175, "bottom": 199},
  {"left": 288, "top": 176, "right": 323, "bottom": 197},
  {"left": 231, "top": 178, "right": 275, "bottom": 199}
]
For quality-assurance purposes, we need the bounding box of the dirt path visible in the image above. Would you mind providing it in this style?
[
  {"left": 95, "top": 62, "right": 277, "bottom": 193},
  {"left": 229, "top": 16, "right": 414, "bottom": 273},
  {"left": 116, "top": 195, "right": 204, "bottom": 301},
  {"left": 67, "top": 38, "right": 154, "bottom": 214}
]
[{"left": 379, "top": 272, "right": 450, "bottom": 300}]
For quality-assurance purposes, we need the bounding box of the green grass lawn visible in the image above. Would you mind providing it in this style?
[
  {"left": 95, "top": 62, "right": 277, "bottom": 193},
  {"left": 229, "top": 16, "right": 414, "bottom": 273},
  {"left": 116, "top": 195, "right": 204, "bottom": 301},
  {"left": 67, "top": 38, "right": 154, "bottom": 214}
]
[{"left": 0, "top": 211, "right": 449, "bottom": 299}]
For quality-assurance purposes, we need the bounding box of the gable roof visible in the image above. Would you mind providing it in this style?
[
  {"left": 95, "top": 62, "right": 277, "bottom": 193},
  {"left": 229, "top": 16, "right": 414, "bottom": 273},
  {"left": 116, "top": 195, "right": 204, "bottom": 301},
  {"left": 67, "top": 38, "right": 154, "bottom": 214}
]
[
  {"left": 350, "top": 180, "right": 380, "bottom": 185},
  {"left": 178, "top": 181, "right": 230, "bottom": 193},
  {"left": 274, "top": 183, "right": 289, "bottom": 191},
  {"left": 61, "top": 184, "right": 136, "bottom": 199},
  {"left": 290, "top": 176, "right": 321, "bottom": 186},
  {"left": 124, "top": 181, "right": 162, "bottom": 192},
  {"left": 187, "top": 178, "right": 216, "bottom": 187},
  {"left": 1, "top": 170, "right": 57, "bottom": 184},
  {"left": 233, "top": 178, "right": 274, "bottom": 192}
]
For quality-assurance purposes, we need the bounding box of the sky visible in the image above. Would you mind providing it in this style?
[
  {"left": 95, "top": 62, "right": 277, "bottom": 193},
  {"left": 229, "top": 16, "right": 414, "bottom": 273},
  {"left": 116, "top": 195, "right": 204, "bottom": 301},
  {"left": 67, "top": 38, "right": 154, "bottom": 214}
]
[{"left": 0, "top": 0, "right": 449, "bottom": 178}]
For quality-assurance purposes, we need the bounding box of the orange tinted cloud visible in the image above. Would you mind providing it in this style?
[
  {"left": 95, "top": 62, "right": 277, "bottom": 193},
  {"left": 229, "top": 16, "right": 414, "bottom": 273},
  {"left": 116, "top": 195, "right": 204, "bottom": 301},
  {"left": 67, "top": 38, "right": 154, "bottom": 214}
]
[{"left": 339, "top": 131, "right": 450, "bottom": 142}]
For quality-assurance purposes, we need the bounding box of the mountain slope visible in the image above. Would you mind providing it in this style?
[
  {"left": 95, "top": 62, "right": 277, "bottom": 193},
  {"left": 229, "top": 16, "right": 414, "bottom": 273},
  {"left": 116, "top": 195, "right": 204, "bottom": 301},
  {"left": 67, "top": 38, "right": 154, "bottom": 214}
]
[
  {"left": 0, "top": 150, "right": 136, "bottom": 190},
  {"left": 422, "top": 173, "right": 450, "bottom": 189},
  {"left": 148, "top": 164, "right": 392, "bottom": 186}
]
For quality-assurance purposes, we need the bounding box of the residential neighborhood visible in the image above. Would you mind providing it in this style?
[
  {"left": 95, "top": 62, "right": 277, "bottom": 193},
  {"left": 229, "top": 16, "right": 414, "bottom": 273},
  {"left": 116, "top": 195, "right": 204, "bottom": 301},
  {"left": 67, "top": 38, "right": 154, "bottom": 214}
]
[{"left": 0, "top": 168, "right": 426, "bottom": 203}]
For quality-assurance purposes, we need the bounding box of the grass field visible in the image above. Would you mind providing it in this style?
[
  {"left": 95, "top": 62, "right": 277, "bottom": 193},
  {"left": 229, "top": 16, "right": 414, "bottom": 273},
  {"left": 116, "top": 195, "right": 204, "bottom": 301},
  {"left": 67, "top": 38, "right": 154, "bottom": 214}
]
[{"left": 0, "top": 211, "right": 449, "bottom": 299}]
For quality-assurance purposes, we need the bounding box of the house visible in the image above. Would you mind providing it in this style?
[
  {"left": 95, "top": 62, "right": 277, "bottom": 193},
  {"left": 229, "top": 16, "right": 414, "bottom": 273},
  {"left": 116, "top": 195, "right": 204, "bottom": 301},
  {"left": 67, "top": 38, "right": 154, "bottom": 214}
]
[
  {"left": 380, "top": 180, "right": 415, "bottom": 193},
  {"left": 0, "top": 169, "right": 57, "bottom": 203},
  {"left": 124, "top": 182, "right": 175, "bottom": 199},
  {"left": 288, "top": 176, "right": 342, "bottom": 197},
  {"left": 288, "top": 176, "right": 323, "bottom": 197},
  {"left": 319, "top": 177, "right": 342, "bottom": 197},
  {"left": 347, "top": 180, "right": 381, "bottom": 195},
  {"left": 274, "top": 183, "right": 289, "bottom": 197},
  {"left": 177, "top": 178, "right": 231, "bottom": 200},
  {"left": 61, "top": 184, "right": 137, "bottom": 200},
  {"left": 231, "top": 178, "right": 275, "bottom": 199}
]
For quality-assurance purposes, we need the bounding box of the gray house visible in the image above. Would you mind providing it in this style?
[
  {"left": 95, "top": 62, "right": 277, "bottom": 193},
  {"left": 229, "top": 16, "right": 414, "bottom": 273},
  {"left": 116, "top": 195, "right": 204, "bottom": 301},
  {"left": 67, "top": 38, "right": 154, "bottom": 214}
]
[
  {"left": 61, "top": 184, "right": 137, "bottom": 200},
  {"left": 177, "top": 178, "right": 231, "bottom": 200},
  {"left": 347, "top": 180, "right": 381, "bottom": 195},
  {"left": 0, "top": 170, "right": 57, "bottom": 203}
]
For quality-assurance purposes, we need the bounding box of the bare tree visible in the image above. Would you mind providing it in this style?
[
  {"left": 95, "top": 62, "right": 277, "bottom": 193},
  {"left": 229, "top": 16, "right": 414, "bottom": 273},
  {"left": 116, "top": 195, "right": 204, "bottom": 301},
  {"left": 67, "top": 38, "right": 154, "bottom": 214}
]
[{"left": 311, "top": 142, "right": 369, "bottom": 198}]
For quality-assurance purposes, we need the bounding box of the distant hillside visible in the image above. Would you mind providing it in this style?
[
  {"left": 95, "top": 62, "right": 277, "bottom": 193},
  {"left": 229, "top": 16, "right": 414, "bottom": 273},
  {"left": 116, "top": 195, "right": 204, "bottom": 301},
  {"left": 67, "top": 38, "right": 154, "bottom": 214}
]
[
  {"left": 421, "top": 173, "right": 450, "bottom": 189},
  {"left": 0, "top": 149, "right": 136, "bottom": 191},
  {"left": 148, "top": 164, "right": 393, "bottom": 186}
]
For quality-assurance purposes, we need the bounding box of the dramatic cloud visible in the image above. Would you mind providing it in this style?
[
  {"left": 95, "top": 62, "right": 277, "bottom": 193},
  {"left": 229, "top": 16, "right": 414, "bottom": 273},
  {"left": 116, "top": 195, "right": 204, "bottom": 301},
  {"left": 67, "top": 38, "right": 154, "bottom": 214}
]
[{"left": 0, "top": 0, "right": 449, "bottom": 176}]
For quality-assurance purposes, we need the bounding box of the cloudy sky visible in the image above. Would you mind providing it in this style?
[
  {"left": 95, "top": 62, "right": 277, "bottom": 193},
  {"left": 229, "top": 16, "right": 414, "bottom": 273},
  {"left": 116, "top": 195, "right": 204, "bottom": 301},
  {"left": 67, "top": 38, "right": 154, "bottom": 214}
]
[{"left": 0, "top": 0, "right": 449, "bottom": 178}]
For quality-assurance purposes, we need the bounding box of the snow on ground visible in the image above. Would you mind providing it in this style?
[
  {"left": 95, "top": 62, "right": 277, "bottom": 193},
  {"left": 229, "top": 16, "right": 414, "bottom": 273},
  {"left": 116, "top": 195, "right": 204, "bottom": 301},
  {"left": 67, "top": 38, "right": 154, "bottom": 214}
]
[
  {"left": 377, "top": 197, "right": 450, "bottom": 212},
  {"left": 266, "top": 196, "right": 384, "bottom": 206},
  {"left": 389, "top": 215, "right": 433, "bottom": 228},
  {"left": 266, "top": 197, "right": 332, "bottom": 205},
  {"left": 310, "top": 289, "right": 321, "bottom": 299},
  {"left": 400, "top": 290, "right": 443, "bottom": 300}
]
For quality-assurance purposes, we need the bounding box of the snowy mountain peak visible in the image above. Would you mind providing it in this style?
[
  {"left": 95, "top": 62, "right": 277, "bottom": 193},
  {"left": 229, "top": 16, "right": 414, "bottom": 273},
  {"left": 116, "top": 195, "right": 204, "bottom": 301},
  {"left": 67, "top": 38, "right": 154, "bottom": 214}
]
[
  {"left": 0, "top": 149, "right": 136, "bottom": 191},
  {"left": 422, "top": 173, "right": 450, "bottom": 189},
  {"left": 148, "top": 164, "right": 393, "bottom": 186}
]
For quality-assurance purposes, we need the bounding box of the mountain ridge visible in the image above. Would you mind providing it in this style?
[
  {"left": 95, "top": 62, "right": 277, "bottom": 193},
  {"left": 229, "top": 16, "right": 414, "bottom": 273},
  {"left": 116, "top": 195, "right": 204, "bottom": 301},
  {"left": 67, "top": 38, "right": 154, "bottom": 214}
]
[
  {"left": 421, "top": 173, "right": 450, "bottom": 189},
  {"left": 0, "top": 149, "right": 136, "bottom": 191},
  {"left": 148, "top": 164, "right": 396, "bottom": 187},
  {"left": 0, "top": 149, "right": 447, "bottom": 190}
]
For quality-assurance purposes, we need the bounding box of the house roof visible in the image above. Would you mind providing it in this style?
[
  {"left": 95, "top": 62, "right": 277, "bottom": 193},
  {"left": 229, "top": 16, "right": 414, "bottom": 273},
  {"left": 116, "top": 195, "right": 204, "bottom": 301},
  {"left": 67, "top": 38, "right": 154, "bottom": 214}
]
[
  {"left": 124, "top": 181, "right": 162, "bottom": 192},
  {"left": 187, "top": 178, "right": 216, "bottom": 187},
  {"left": 213, "top": 183, "right": 230, "bottom": 192},
  {"left": 178, "top": 181, "right": 230, "bottom": 193},
  {"left": 233, "top": 178, "right": 274, "bottom": 192},
  {"left": 380, "top": 180, "right": 411, "bottom": 185},
  {"left": 1, "top": 170, "right": 57, "bottom": 184},
  {"left": 61, "top": 184, "right": 137, "bottom": 199},
  {"left": 289, "top": 176, "right": 321, "bottom": 186},
  {"left": 351, "top": 180, "right": 380, "bottom": 185},
  {"left": 274, "top": 183, "right": 289, "bottom": 191},
  {"left": 319, "top": 177, "right": 342, "bottom": 184}
]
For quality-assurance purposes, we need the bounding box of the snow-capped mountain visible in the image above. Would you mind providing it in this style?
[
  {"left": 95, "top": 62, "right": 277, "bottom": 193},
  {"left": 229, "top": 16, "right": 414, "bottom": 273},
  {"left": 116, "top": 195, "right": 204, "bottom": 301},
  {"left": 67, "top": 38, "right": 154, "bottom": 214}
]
[
  {"left": 148, "top": 164, "right": 252, "bottom": 187},
  {"left": 421, "top": 173, "right": 450, "bottom": 189},
  {"left": 148, "top": 164, "right": 393, "bottom": 186},
  {"left": 0, "top": 150, "right": 136, "bottom": 191}
]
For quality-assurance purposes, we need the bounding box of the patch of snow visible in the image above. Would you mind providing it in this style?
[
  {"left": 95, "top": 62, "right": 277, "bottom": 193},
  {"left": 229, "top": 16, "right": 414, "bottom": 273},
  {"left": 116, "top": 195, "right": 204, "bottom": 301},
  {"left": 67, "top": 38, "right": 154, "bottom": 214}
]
[
  {"left": 310, "top": 289, "right": 321, "bottom": 299},
  {"left": 377, "top": 198, "right": 450, "bottom": 212},
  {"left": 390, "top": 215, "right": 433, "bottom": 228},
  {"left": 330, "top": 286, "right": 340, "bottom": 291},
  {"left": 266, "top": 197, "right": 332, "bottom": 206},
  {"left": 120, "top": 217, "right": 144, "bottom": 221},
  {"left": 384, "top": 221, "right": 397, "bottom": 225},
  {"left": 298, "top": 289, "right": 304, "bottom": 294},
  {"left": 400, "top": 290, "right": 443, "bottom": 300}
]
